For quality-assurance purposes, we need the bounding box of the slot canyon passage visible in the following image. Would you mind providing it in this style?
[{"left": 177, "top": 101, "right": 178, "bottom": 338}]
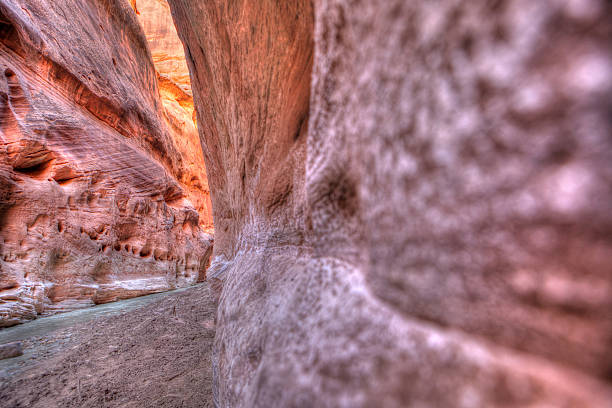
[{"left": 0, "top": 0, "right": 611, "bottom": 407}]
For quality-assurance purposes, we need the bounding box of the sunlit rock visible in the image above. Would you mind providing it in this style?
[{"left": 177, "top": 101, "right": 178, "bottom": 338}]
[{"left": 132, "top": 0, "right": 212, "bottom": 229}]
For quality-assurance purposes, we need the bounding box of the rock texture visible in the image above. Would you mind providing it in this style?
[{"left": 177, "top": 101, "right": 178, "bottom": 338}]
[
  {"left": 0, "top": 0, "right": 213, "bottom": 327},
  {"left": 169, "top": 0, "right": 612, "bottom": 406}
]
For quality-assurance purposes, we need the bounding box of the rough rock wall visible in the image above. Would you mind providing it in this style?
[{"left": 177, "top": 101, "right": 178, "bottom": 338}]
[
  {"left": 0, "top": 0, "right": 213, "bottom": 327},
  {"left": 169, "top": 0, "right": 612, "bottom": 406}
]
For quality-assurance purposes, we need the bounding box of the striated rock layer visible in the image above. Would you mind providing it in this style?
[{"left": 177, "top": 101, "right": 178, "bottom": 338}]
[
  {"left": 169, "top": 0, "right": 612, "bottom": 406},
  {"left": 0, "top": 0, "right": 213, "bottom": 327}
]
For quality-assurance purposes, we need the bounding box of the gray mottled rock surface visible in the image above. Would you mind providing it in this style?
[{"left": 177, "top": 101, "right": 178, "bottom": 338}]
[
  {"left": 169, "top": 0, "right": 612, "bottom": 406},
  {"left": 0, "top": 341, "right": 22, "bottom": 360}
]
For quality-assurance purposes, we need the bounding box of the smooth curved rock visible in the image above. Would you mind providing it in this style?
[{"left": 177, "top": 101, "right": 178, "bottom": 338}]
[
  {"left": 169, "top": 0, "right": 612, "bottom": 406},
  {"left": 0, "top": 0, "right": 213, "bottom": 326}
]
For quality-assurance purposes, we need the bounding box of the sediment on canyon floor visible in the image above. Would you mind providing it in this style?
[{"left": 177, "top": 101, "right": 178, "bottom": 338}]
[{"left": 0, "top": 0, "right": 213, "bottom": 327}]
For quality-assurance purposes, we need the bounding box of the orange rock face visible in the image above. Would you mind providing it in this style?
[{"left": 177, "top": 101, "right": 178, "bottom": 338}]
[
  {"left": 0, "top": 0, "right": 212, "bottom": 326},
  {"left": 133, "top": 0, "right": 192, "bottom": 99}
]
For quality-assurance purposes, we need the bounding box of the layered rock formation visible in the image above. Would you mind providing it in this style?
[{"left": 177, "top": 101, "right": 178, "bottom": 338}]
[
  {"left": 169, "top": 0, "right": 612, "bottom": 406},
  {"left": 0, "top": 0, "right": 213, "bottom": 327}
]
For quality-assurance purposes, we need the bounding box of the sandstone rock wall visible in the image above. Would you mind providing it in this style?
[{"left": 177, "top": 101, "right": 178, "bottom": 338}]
[
  {"left": 169, "top": 0, "right": 612, "bottom": 406},
  {"left": 169, "top": 1, "right": 312, "bottom": 258},
  {"left": 0, "top": 0, "right": 212, "bottom": 327}
]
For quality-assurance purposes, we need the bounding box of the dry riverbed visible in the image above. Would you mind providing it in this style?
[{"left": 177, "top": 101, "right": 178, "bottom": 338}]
[{"left": 0, "top": 283, "right": 216, "bottom": 407}]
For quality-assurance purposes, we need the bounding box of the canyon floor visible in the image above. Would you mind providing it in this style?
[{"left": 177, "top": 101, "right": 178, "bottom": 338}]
[{"left": 0, "top": 283, "right": 216, "bottom": 407}]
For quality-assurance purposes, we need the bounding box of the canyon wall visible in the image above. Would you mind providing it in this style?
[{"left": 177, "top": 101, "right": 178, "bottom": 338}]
[
  {"left": 0, "top": 0, "right": 212, "bottom": 327},
  {"left": 169, "top": 0, "right": 612, "bottom": 406}
]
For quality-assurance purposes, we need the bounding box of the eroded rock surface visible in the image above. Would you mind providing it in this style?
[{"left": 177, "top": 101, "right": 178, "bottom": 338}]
[
  {"left": 0, "top": 0, "right": 213, "bottom": 327},
  {"left": 169, "top": 0, "right": 612, "bottom": 406}
]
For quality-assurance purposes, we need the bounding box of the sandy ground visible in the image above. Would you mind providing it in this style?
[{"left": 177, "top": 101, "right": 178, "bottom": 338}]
[{"left": 0, "top": 283, "right": 216, "bottom": 407}]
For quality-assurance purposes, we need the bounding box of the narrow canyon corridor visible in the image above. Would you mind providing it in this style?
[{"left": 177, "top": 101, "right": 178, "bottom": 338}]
[{"left": 2, "top": 0, "right": 612, "bottom": 407}]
